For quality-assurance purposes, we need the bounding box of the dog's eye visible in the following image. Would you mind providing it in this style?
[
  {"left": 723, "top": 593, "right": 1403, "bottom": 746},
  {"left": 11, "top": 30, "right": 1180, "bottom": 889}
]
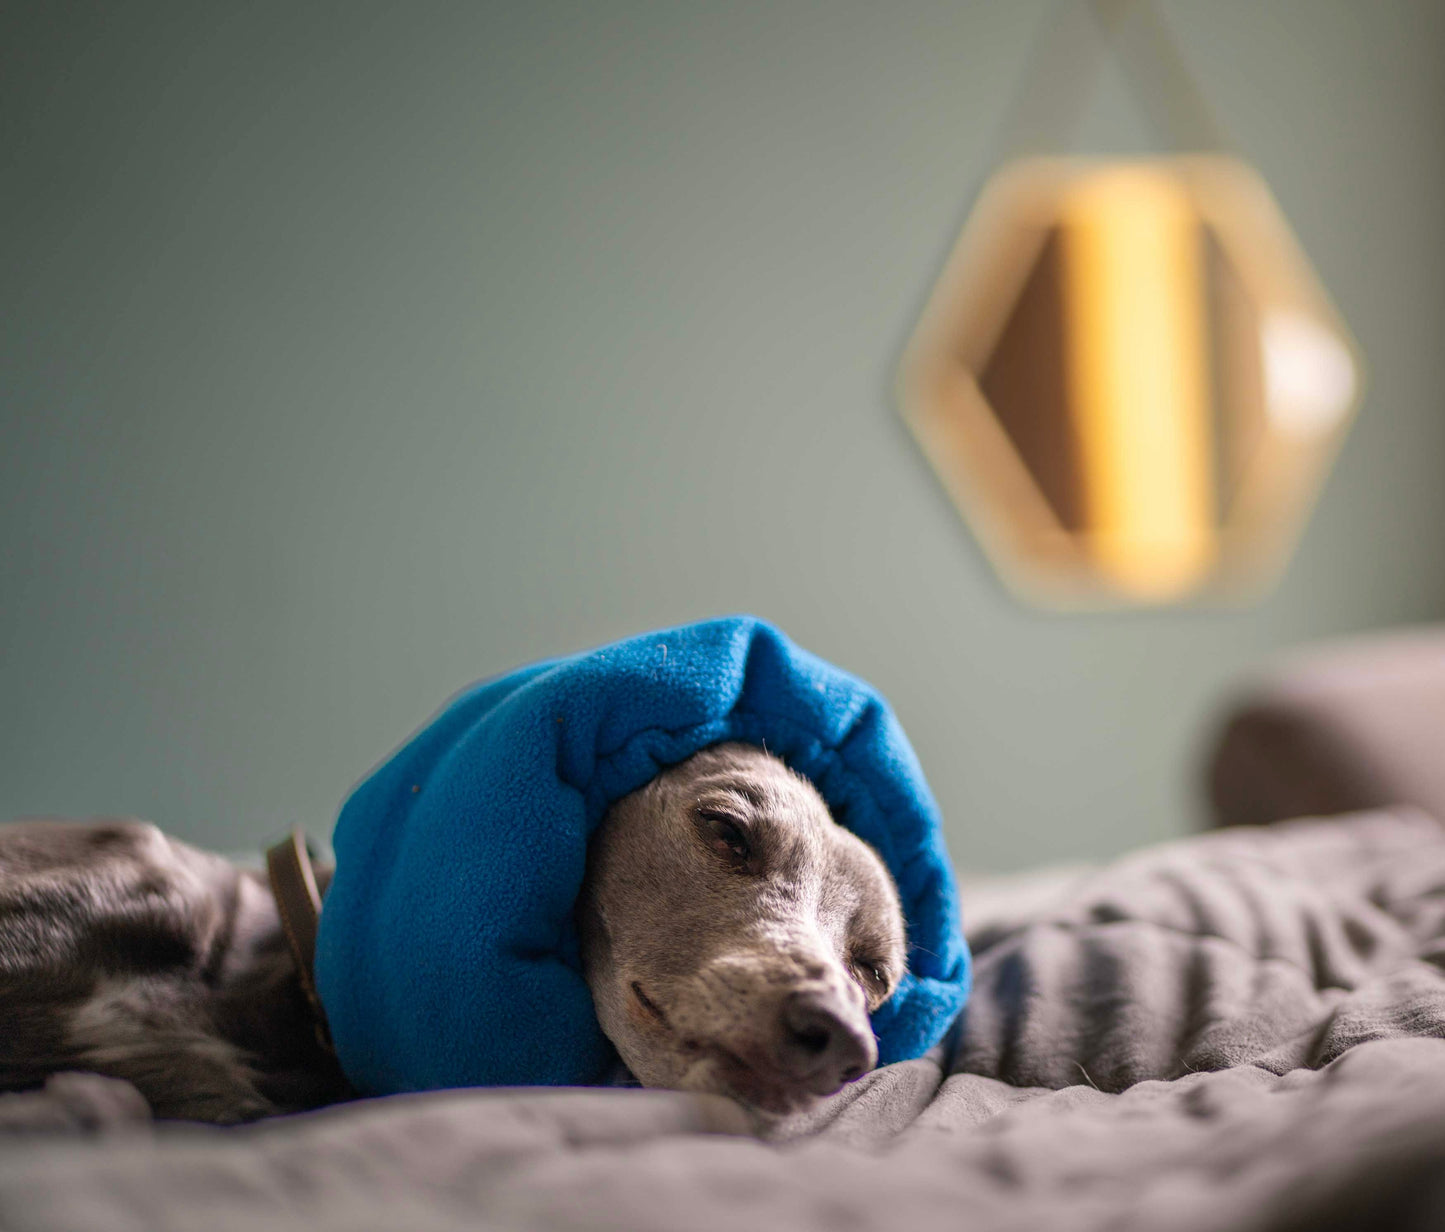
[
  {"left": 697, "top": 811, "right": 752, "bottom": 866},
  {"left": 852, "top": 956, "right": 888, "bottom": 994}
]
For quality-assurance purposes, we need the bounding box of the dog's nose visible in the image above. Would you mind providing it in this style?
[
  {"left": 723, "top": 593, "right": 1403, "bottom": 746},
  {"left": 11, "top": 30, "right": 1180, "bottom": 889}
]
[{"left": 776, "top": 991, "right": 876, "bottom": 1093}]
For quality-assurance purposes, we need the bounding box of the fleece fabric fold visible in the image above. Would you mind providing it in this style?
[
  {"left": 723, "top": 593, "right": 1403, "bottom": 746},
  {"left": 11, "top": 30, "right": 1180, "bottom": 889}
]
[{"left": 314, "top": 616, "right": 970, "bottom": 1094}]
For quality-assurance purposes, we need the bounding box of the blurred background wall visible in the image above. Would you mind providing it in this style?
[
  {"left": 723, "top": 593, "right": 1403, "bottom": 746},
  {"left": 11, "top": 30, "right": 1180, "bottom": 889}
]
[{"left": 3, "top": 0, "right": 1444, "bottom": 871}]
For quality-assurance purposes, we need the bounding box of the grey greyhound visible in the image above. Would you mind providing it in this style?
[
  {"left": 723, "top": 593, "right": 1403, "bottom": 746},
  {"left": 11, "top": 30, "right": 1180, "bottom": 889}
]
[{"left": 0, "top": 744, "right": 906, "bottom": 1124}]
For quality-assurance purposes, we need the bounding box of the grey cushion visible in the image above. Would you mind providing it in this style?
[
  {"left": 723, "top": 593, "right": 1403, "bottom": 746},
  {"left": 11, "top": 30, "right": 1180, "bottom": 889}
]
[{"left": 1207, "top": 626, "right": 1445, "bottom": 827}]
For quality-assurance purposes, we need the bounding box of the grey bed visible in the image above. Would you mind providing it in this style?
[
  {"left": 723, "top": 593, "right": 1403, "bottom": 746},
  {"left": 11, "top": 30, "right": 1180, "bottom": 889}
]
[{"left": 5, "top": 805, "right": 1445, "bottom": 1232}]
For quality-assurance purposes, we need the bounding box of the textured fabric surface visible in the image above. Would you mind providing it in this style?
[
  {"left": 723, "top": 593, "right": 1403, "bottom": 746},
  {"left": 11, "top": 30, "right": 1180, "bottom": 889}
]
[
  {"left": 8, "top": 809, "right": 1445, "bottom": 1231},
  {"left": 314, "top": 616, "right": 969, "bottom": 1095},
  {"left": 1207, "top": 625, "right": 1445, "bottom": 828}
]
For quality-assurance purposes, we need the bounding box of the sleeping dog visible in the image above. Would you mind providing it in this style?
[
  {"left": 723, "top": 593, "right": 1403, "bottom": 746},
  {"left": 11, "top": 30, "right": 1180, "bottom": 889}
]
[{"left": 0, "top": 744, "right": 905, "bottom": 1124}]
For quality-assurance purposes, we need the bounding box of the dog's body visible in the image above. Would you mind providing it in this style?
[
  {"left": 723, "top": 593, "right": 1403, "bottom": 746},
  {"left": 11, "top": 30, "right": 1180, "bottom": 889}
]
[
  {"left": 0, "top": 745, "right": 904, "bottom": 1123},
  {"left": 0, "top": 819, "right": 351, "bottom": 1122}
]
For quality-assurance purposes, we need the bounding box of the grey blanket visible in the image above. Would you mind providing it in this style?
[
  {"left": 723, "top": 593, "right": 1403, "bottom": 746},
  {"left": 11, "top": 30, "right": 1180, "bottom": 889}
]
[{"left": 4, "top": 809, "right": 1445, "bottom": 1231}]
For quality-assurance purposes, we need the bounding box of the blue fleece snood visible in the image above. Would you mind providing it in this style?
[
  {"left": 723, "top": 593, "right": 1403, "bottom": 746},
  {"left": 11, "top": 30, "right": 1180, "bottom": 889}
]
[{"left": 314, "top": 616, "right": 970, "bottom": 1095}]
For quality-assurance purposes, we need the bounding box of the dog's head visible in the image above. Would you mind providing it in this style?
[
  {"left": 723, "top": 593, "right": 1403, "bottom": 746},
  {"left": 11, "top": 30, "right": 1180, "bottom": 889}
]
[{"left": 577, "top": 743, "right": 906, "bottom": 1116}]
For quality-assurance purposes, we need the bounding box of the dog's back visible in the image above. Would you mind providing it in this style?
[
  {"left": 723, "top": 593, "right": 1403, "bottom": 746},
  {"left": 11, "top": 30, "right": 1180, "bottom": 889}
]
[{"left": 0, "top": 820, "right": 349, "bottom": 1123}]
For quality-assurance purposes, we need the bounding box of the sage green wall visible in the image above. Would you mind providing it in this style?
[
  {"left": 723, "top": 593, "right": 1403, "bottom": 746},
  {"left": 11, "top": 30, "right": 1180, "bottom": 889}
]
[{"left": 3, "top": 2, "right": 1444, "bottom": 871}]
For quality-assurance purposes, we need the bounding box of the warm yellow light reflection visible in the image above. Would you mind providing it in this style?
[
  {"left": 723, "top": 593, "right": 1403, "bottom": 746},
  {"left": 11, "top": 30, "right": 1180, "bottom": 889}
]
[
  {"left": 1060, "top": 167, "right": 1215, "bottom": 600},
  {"left": 897, "top": 155, "right": 1362, "bottom": 609}
]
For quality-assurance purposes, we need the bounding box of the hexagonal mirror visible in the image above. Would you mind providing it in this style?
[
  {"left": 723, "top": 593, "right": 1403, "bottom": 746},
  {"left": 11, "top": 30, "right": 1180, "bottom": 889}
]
[{"left": 898, "top": 156, "right": 1361, "bottom": 609}]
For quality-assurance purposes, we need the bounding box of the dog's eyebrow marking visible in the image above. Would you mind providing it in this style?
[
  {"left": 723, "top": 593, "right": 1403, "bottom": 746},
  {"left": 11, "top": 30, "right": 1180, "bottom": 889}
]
[{"left": 694, "top": 783, "right": 766, "bottom": 815}]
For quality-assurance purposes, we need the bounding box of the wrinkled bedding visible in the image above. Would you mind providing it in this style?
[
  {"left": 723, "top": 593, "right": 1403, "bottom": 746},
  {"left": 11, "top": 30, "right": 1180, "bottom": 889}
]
[{"left": 5, "top": 808, "right": 1445, "bottom": 1231}]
